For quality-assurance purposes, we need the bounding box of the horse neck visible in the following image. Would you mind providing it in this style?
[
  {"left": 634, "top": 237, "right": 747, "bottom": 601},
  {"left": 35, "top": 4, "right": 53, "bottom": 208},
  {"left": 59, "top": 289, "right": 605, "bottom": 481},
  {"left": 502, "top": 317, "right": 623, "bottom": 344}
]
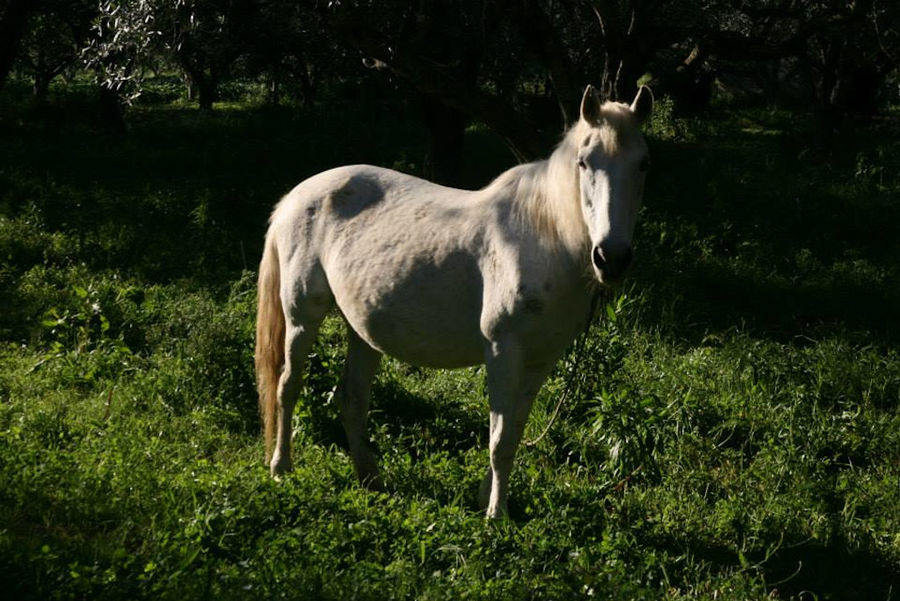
[
  {"left": 482, "top": 124, "right": 591, "bottom": 260},
  {"left": 532, "top": 127, "right": 591, "bottom": 258}
]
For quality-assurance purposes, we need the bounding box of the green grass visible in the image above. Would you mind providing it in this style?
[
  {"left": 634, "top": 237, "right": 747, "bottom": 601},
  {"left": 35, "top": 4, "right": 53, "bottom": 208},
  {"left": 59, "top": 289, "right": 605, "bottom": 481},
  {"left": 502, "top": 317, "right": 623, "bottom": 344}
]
[{"left": 1, "top": 85, "right": 899, "bottom": 600}]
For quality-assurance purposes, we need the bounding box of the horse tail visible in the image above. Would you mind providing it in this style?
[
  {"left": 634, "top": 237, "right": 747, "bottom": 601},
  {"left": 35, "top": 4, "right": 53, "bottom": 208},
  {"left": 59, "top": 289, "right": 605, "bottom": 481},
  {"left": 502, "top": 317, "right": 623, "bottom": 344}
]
[{"left": 255, "top": 231, "right": 284, "bottom": 464}]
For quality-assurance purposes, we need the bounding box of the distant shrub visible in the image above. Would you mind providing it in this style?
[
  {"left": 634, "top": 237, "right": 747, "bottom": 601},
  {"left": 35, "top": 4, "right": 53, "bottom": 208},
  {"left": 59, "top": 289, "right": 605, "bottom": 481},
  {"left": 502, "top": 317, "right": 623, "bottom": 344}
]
[
  {"left": 217, "top": 79, "right": 263, "bottom": 103},
  {"left": 645, "top": 95, "right": 691, "bottom": 141},
  {"left": 136, "top": 76, "right": 187, "bottom": 105}
]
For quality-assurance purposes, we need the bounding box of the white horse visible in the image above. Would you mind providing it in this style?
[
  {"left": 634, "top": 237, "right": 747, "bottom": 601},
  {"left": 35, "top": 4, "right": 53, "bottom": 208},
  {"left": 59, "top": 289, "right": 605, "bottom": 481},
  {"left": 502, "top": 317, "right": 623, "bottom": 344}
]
[{"left": 256, "top": 85, "right": 653, "bottom": 518}]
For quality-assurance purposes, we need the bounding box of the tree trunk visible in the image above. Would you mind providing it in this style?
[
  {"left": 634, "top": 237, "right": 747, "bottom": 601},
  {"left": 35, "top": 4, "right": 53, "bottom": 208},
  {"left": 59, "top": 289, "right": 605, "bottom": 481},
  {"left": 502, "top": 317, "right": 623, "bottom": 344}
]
[
  {"left": 32, "top": 71, "right": 50, "bottom": 101},
  {"left": 421, "top": 95, "right": 467, "bottom": 186},
  {"left": 180, "top": 55, "right": 218, "bottom": 112},
  {"left": 613, "top": 55, "right": 645, "bottom": 101},
  {"left": 195, "top": 74, "right": 216, "bottom": 112},
  {"left": 291, "top": 46, "right": 316, "bottom": 107},
  {"left": 98, "top": 85, "right": 126, "bottom": 135},
  {"left": 267, "top": 71, "right": 280, "bottom": 107},
  {"left": 324, "top": 3, "right": 548, "bottom": 161},
  {"left": 0, "top": 0, "right": 31, "bottom": 91},
  {"left": 655, "top": 45, "right": 714, "bottom": 112},
  {"left": 32, "top": 44, "right": 51, "bottom": 102},
  {"left": 831, "top": 63, "right": 882, "bottom": 115},
  {"left": 297, "top": 63, "right": 315, "bottom": 107},
  {"left": 511, "top": 0, "right": 579, "bottom": 127}
]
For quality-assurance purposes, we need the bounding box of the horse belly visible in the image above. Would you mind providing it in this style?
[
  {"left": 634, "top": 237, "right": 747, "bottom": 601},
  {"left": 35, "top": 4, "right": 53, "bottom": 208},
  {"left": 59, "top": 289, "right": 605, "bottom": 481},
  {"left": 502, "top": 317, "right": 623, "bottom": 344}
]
[
  {"left": 363, "top": 308, "right": 485, "bottom": 368},
  {"left": 306, "top": 165, "right": 491, "bottom": 367},
  {"left": 328, "top": 254, "right": 486, "bottom": 369}
]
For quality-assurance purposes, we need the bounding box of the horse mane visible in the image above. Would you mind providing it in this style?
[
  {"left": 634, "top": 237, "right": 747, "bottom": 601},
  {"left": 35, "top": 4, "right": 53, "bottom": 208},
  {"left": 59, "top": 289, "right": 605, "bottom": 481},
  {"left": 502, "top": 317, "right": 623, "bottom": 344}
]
[{"left": 482, "top": 101, "right": 637, "bottom": 255}]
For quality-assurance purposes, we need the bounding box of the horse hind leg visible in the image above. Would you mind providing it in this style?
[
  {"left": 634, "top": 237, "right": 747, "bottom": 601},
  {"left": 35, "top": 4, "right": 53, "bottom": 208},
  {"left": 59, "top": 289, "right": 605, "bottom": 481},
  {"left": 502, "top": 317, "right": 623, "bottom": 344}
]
[
  {"left": 270, "top": 272, "right": 332, "bottom": 477},
  {"left": 334, "top": 328, "right": 383, "bottom": 490}
]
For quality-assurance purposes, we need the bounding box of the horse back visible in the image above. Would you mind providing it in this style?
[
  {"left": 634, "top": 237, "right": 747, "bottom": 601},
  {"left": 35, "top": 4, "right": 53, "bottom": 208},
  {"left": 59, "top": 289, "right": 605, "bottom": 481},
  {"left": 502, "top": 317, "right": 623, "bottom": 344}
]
[{"left": 274, "top": 165, "right": 489, "bottom": 367}]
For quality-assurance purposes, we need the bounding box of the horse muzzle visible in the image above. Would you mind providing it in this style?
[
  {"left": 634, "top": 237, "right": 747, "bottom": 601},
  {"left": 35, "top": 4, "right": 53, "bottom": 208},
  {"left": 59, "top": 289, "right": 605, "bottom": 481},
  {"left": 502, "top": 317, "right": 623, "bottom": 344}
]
[{"left": 591, "top": 242, "right": 633, "bottom": 285}]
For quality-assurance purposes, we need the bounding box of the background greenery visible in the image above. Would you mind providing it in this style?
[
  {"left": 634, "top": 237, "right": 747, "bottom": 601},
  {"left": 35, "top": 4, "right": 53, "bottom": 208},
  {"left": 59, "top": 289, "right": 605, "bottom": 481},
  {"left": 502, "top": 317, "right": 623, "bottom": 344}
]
[
  {"left": 4, "top": 0, "right": 900, "bottom": 181},
  {"left": 0, "top": 72, "right": 898, "bottom": 599}
]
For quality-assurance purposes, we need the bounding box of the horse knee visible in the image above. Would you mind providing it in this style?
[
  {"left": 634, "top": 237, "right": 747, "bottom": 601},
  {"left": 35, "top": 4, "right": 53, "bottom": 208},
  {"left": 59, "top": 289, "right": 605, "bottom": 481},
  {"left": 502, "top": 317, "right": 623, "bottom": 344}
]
[
  {"left": 490, "top": 433, "right": 516, "bottom": 457},
  {"left": 276, "top": 370, "right": 301, "bottom": 415},
  {"left": 489, "top": 418, "right": 522, "bottom": 462}
]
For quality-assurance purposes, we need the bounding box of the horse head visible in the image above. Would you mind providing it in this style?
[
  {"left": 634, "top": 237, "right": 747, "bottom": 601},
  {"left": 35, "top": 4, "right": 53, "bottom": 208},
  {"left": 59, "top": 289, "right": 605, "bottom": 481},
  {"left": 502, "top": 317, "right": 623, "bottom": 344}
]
[{"left": 576, "top": 84, "right": 653, "bottom": 286}]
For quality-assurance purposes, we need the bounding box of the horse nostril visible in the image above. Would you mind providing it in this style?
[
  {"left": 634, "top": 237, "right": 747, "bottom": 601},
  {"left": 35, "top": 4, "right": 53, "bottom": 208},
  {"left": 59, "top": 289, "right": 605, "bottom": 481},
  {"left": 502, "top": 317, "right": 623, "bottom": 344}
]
[
  {"left": 592, "top": 245, "right": 606, "bottom": 271},
  {"left": 593, "top": 243, "right": 633, "bottom": 280}
]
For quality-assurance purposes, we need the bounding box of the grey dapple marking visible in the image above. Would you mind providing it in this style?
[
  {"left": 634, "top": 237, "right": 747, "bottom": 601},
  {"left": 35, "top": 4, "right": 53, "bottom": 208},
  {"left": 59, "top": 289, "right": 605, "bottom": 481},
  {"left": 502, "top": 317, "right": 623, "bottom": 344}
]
[{"left": 256, "top": 85, "right": 653, "bottom": 518}]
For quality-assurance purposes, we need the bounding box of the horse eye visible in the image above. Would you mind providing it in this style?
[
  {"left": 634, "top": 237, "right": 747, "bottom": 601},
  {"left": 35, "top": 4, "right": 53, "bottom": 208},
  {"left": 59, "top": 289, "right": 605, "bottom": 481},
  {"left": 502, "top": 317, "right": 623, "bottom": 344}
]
[
  {"left": 639, "top": 157, "right": 651, "bottom": 172},
  {"left": 577, "top": 158, "right": 587, "bottom": 170}
]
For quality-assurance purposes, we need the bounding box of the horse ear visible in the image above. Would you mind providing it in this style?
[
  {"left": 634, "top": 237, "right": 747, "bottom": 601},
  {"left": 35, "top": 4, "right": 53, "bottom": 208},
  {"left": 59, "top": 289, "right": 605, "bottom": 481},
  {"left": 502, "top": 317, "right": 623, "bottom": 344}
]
[
  {"left": 580, "top": 84, "right": 602, "bottom": 124},
  {"left": 630, "top": 86, "right": 654, "bottom": 124}
]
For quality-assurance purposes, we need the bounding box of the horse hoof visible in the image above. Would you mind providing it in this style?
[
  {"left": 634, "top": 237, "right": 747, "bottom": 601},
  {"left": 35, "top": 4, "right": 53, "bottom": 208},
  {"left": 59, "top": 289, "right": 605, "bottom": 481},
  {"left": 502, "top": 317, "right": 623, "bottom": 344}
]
[{"left": 270, "top": 454, "right": 292, "bottom": 479}]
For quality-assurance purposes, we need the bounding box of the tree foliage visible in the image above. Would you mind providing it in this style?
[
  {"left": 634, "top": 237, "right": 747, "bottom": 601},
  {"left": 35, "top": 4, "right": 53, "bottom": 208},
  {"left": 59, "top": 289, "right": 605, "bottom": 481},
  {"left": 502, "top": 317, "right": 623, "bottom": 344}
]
[
  {"left": 81, "top": 0, "right": 158, "bottom": 102},
  {"left": 2, "top": 0, "right": 898, "bottom": 160}
]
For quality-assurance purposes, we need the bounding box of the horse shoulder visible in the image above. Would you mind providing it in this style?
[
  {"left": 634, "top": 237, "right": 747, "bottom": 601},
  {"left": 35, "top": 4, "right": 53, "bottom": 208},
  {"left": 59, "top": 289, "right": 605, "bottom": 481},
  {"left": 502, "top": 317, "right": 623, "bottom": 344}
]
[
  {"left": 477, "top": 201, "right": 589, "bottom": 359},
  {"left": 477, "top": 216, "right": 538, "bottom": 337}
]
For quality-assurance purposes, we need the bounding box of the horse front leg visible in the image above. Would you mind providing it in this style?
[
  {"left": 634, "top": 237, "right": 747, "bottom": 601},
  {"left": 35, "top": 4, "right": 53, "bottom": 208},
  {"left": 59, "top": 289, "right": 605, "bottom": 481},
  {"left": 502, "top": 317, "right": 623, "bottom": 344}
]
[{"left": 481, "top": 336, "right": 551, "bottom": 518}]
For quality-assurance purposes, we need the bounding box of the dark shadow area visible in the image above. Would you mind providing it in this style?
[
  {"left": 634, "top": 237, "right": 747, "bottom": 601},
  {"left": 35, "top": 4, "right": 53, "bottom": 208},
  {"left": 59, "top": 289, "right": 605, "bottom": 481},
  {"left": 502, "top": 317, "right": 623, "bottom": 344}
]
[
  {"left": 769, "top": 542, "right": 900, "bottom": 601},
  {"left": 655, "top": 532, "right": 900, "bottom": 601},
  {"left": 633, "top": 113, "right": 900, "bottom": 345},
  {"left": 301, "top": 353, "right": 486, "bottom": 460},
  {"left": 370, "top": 378, "right": 487, "bottom": 459},
  {"left": 0, "top": 86, "right": 429, "bottom": 286}
]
